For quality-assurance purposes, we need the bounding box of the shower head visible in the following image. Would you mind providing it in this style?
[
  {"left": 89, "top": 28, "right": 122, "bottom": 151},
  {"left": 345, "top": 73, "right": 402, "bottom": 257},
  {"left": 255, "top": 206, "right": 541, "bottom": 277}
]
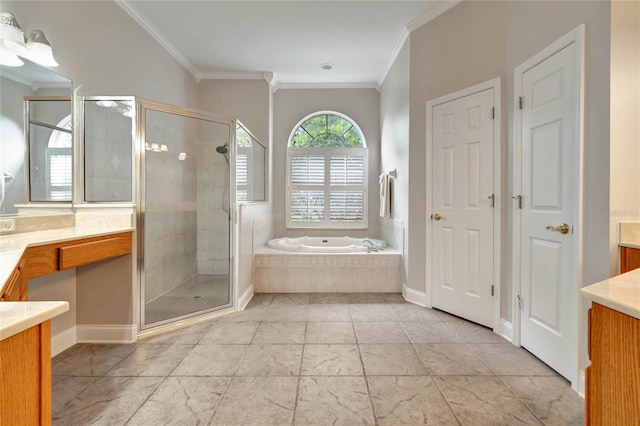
[{"left": 216, "top": 144, "right": 228, "bottom": 154}]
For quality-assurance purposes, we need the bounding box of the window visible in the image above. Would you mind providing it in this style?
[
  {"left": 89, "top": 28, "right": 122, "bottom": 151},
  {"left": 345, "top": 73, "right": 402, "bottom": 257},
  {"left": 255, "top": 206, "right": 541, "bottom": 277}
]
[
  {"left": 286, "top": 112, "right": 367, "bottom": 229},
  {"left": 47, "top": 115, "right": 72, "bottom": 201}
]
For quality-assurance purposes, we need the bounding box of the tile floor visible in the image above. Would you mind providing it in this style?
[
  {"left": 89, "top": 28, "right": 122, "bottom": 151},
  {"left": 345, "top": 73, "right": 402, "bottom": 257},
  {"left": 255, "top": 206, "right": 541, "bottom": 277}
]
[{"left": 51, "top": 293, "right": 585, "bottom": 425}]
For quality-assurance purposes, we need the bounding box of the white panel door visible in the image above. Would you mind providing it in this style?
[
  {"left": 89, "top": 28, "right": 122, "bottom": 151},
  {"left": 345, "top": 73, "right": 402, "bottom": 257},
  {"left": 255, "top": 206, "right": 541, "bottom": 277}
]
[
  {"left": 432, "top": 88, "right": 494, "bottom": 327},
  {"left": 520, "top": 42, "right": 578, "bottom": 380}
]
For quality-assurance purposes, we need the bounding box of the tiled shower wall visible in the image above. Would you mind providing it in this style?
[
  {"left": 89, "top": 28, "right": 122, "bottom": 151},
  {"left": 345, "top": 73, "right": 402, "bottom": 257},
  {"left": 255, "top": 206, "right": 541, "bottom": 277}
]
[
  {"left": 144, "top": 112, "right": 198, "bottom": 301},
  {"left": 196, "top": 121, "right": 231, "bottom": 275}
]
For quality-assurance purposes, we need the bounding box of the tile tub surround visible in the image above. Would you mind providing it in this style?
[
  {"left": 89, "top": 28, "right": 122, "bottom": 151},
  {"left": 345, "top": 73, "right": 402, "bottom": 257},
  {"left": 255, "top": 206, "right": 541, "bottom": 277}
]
[
  {"left": 51, "top": 293, "right": 584, "bottom": 425},
  {"left": 254, "top": 247, "right": 402, "bottom": 293}
]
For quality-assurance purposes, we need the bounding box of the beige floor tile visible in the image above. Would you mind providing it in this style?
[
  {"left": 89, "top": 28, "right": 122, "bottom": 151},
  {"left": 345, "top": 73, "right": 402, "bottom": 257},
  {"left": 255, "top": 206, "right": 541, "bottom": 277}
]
[
  {"left": 414, "top": 343, "right": 492, "bottom": 376},
  {"left": 501, "top": 376, "right": 584, "bottom": 425},
  {"left": 301, "top": 344, "right": 363, "bottom": 375},
  {"left": 235, "top": 345, "right": 303, "bottom": 376},
  {"left": 435, "top": 376, "right": 542, "bottom": 425},
  {"left": 305, "top": 322, "right": 356, "bottom": 343},
  {"left": 368, "top": 376, "right": 458, "bottom": 425},
  {"left": 211, "top": 377, "right": 298, "bottom": 425},
  {"left": 354, "top": 322, "right": 409, "bottom": 343},
  {"left": 295, "top": 377, "right": 374, "bottom": 425},
  {"left": 359, "top": 344, "right": 428, "bottom": 375}
]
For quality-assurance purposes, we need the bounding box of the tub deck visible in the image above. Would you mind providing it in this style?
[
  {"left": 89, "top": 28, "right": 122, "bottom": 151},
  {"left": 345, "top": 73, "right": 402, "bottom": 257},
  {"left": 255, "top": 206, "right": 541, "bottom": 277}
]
[{"left": 254, "top": 247, "right": 401, "bottom": 293}]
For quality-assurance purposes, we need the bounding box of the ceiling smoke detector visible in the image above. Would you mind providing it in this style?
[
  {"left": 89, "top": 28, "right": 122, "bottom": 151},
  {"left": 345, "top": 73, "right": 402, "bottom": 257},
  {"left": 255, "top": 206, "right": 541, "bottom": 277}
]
[{"left": 321, "top": 63, "right": 333, "bottom": 71}]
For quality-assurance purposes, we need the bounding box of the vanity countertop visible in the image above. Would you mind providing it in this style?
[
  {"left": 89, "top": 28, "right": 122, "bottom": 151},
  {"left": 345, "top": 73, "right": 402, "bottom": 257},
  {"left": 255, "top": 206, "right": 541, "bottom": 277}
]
[
  {"left": 0, "top": 301, "right": 69, "bottom": 341},
  {"left": 0, "top": 225, "right": 134, "bottom": 286},
  {"left": 581, "top": 268, "right": 640, "bottom": 320}
]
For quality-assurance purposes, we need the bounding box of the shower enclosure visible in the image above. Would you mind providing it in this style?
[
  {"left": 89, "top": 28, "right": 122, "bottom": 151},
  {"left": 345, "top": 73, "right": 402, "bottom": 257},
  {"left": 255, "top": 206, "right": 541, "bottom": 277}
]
[
  {"left": 82, "top": 96, "right": 237, "bottom": 330},
  {"left": 138, "top": 100, "right": 235, "bottom": 328}
]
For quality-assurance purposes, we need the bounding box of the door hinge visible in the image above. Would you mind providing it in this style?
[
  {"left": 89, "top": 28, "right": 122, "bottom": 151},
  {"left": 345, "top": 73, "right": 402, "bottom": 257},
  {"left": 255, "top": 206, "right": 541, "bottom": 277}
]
[
  {"left": 488, "top": 193, "right": 495, "bottom": 208},
  {"left": 517, "top": 294, "right": 522, "bottom": 310},
  {"left": 512, "top": 194, "right": 522, "bottom": 209},
  {"left": 518, "top": 96, "right": 523, "bottom": 110},
  {"left": 491, "top": 285, "right": 494, "bottom": 297},
  {"left": 491, "top": 107, "right": 495, "bottom": 119}
]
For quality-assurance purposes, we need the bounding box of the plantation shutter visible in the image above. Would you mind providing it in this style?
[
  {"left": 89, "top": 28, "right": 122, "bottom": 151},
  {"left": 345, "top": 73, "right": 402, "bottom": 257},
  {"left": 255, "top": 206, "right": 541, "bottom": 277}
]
[
  {"left": 48, "top": 150, "right": 72, "bottom": 201},
  {"left": 329, "top": 154, "right": 365, "bottom": 222},
  {"left": 236, "top": 153, "right": 248, "bottom": 202}
]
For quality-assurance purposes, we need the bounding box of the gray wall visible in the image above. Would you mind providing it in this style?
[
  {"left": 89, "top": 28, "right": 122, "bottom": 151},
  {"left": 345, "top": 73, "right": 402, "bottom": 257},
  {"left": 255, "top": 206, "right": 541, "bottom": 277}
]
[
  {"left": 198, "top": 79, "right": 271, "bottom": 145},
  {"left": 379, "top": 41, "right": 410, "bottom": 284},
  {"left": 273, "top": 88, "right": 380, "bottom": 238},
  {"left": 5, "top": 1, "right": 198, "bottom": 106},
  {"left": 388, "top": 1, "right": 611, "bottom": 323}
]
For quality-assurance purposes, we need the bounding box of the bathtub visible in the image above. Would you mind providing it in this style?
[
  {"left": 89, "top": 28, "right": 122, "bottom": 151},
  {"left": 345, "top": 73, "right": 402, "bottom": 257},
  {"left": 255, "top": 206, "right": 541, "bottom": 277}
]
[
  {"left": 267, "top": 236, "right": 386, "bottom": 253},
  {"left": 255, "top": 236, "right": 401, "bottom": 293}
]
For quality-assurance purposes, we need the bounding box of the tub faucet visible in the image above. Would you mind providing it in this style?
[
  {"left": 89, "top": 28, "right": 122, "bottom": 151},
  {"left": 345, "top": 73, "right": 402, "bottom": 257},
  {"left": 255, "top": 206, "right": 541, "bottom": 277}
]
[{"left": 363, "top": 239, "right": 378, "bottom": 253}]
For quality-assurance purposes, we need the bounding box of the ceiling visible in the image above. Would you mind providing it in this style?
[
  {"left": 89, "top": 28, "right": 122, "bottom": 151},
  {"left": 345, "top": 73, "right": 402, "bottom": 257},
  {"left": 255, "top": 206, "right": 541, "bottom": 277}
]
[{"left": 117, "top": 1, "right": 458, "bottom": 87}]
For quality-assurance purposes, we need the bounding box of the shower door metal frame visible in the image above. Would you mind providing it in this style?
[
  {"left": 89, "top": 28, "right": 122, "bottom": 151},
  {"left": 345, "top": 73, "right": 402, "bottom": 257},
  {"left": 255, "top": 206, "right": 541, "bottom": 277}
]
[{"left": 136, "top": 98, "right": 237, "bottom": 331}]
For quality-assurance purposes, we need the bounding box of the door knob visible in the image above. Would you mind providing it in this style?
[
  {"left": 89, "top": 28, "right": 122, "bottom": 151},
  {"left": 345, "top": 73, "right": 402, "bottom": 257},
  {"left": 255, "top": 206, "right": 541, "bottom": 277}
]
[
  {"left": 431, "top": 213, "right": 446, "bottom": 221},
  {"left": 545, "top": 223, "right": 570, "bottom": 234}
]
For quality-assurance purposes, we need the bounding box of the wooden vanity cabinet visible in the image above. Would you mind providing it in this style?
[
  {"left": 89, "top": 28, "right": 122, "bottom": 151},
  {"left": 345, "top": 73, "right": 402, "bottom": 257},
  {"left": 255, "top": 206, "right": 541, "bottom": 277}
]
[
  {"left": 586, "top": 302, "right": 640, "bottom": 425},
  {"left": 620, "top": 246, "right": 640, "bottom": 273},
  {"left": 0, "top": 321, "right": 52, "bottom": 426},
  {"left": 0, "top": 253, "right": 27, "bottom": 301}
]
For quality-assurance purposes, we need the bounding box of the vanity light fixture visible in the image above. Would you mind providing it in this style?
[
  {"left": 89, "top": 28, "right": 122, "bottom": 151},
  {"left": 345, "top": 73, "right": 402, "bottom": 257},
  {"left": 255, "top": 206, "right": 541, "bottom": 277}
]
[
  {"left": 160, "top": 144, "right": 168, "bottom": 152},
  {"left": 0, "top": 12, "right": 27, "bottom": 66},
  {"left": 23, "top": 30, "right": 58, "bottom": 67},
  {"left": 0, "top": 12, "right": 58, "bottom": 68}
]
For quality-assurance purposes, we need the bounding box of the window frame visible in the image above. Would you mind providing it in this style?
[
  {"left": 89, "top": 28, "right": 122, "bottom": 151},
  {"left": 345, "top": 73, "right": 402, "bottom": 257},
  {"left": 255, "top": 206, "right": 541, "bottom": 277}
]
[{"left": 286, "top": 112, "right": 368, "bottom": 229}]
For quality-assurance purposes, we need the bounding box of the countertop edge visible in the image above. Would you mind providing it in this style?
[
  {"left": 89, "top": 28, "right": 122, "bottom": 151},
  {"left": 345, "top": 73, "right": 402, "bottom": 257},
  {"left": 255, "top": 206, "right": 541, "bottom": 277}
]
[
  {"left": 620, "top": 242, "right": 640, "bottom": 249},
  {"left": 1, "top": 226, "right": 134, "bottom": 288},
  {"left": 580, "top": 269, "right": 640, "bottom": 321},
  {"left": 0, "top": 301, "right": 70, "bottom": 341}
]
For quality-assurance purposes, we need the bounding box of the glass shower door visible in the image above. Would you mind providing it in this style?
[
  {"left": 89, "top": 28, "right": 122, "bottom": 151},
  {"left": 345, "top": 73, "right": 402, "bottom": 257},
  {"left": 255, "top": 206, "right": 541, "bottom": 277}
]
[{"left": 140, "top": 102, "right": 233, "bottom": 328}]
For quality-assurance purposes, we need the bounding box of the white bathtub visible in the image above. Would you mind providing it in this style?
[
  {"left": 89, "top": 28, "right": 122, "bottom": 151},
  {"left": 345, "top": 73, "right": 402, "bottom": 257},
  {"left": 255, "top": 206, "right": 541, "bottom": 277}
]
[
  {"left": 255, "top": 237, "right": 400, "bottom": 293},
  {"left": 267, "top": 236, "right": 387, "bottom": 253}
]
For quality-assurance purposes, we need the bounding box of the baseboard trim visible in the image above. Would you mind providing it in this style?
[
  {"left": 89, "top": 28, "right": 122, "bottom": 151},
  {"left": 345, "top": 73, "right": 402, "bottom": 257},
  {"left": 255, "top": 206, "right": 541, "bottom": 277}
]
[
  {"left": 51, "top": 326, "right": 77, "bottom": 357},
  {"left": 402, "top": 283, "right": 427, "bottom": 307},
  {"left": 76, "top": 324, "right": 137, "bottom": 344},
  {"left": 577, "top": 369, "right": 585, "bottom": 397},
  {"left": 499, "top": 319, "right": 514, "bottom": 342},
  {"left": 238, "top": 285, "right": 254, "bottom": 311}
]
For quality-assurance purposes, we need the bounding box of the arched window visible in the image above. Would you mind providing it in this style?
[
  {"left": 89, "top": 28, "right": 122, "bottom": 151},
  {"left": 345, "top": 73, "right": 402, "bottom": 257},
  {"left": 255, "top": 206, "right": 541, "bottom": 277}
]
[{"left": 286, "top": 112, "right": 368, "bottom": 228}]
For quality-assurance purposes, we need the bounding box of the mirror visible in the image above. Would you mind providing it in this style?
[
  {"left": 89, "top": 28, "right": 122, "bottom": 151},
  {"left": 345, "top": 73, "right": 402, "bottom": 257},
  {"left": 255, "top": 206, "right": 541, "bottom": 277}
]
[{"left": 0, "top": 58, "right": 72, "bottom": 215}]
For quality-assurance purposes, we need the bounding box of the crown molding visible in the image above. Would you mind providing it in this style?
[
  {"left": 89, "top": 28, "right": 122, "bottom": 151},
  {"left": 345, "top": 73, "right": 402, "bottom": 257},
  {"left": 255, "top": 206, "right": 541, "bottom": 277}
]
[
  {"left": 273, "top": 82, "right": 380, "bottom": 93},
  {"left": 377, "top": 0, "right": 462, "bottom": 86},
  {"left": 115, "top": 0, "right": 201, "bottom": 82},
  {"left": 377, "top": 27, "right": 409, "bottom": 88},
  {"left": 1, "top": 68, "right": 35, "bottom": 87},
  {"left": 406, "top": 0, "right": 462, "bottom": 32},
  {"left": 199, "top": 71, "right": 272, "bottom": 81}
]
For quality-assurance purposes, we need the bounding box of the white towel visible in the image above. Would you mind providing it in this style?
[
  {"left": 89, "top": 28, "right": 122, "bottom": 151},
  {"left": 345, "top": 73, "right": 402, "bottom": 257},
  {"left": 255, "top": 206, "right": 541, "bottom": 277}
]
[{"left": 379, "top": 172, "right": 391, "bottom": 218}]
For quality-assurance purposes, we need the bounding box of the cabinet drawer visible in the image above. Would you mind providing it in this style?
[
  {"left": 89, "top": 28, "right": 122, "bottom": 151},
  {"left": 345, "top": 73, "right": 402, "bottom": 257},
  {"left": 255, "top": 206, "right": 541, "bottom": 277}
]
[
  {"left": 59, "top": 235, "right": 131, "bottom": 270},
  {"left": 27, "top": 232, "right": 133, "bottom": 279}
]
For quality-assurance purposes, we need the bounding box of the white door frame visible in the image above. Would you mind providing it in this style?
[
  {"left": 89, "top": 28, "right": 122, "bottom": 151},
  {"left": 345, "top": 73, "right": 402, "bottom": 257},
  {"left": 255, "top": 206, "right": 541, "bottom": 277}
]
[
  {"left": 425, "top": 77, "right": 502, "bottom": 333},
  {"left": 512, "top": 25, "right": 585, "bottom": 387}
]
